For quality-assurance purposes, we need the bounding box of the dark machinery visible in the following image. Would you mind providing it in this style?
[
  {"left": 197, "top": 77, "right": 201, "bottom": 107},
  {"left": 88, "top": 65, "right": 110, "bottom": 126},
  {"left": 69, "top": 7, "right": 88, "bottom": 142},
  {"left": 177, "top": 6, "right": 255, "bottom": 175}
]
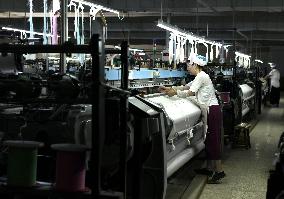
[
  {"left": 0, "top": 33, "right": 207, "bottom": 198},
  {"left": 70, "top": 93, "right": 205, "bottom": 198},
  {"left": 207, "top": 62, "right": 256, "bottom": 142}
]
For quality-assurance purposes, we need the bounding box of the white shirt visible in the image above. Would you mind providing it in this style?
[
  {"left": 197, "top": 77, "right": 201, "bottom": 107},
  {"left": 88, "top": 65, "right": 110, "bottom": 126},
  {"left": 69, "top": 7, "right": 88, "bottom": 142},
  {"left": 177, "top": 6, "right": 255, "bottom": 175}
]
[
  {"left": 269, "top": 68, "right": 280, "bottom": 88},
  {"left": 189, "top": 71, "right": 219, "bottom": 106}
]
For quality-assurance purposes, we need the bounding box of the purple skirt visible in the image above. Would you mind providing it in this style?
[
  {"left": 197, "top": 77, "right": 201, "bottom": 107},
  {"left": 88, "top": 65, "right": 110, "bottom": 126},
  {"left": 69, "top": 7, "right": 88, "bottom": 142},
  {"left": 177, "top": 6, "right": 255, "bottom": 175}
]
[{"left": 205, "top": 105, "right": 222, "bottom": 160}]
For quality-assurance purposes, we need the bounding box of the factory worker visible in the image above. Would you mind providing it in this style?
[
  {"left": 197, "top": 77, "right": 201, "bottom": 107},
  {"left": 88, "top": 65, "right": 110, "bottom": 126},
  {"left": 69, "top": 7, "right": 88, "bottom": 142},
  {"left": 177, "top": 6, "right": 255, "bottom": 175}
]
[
  {"left": 266, "top": 64, "right": 280, "bottom": 107},
  {"left": 159, "top": 54, "right": 225, "bottom": 184}
]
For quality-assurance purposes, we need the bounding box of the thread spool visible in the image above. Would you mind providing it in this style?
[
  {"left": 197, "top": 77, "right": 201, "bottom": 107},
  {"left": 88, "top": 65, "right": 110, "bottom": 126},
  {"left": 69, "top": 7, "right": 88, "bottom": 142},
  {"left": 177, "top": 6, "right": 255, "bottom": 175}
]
[
  {"left": 51, "top": 144, "right": 88, "bottom": 192},
  {"left": 4, "top": 140, "right": 43, "bottom": 187},
  {"left": 220, "top": 92, "right": 230, "bottom": 104}
]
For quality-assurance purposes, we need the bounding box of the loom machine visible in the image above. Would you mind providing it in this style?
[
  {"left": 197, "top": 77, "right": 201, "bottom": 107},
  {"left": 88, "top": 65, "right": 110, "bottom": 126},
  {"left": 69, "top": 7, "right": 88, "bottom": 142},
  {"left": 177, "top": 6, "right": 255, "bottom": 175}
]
[
  {"left": 0, "top": 42, "right": 197, "bottom": 199},
  {"left": 0, "top": 2, "right": 193, "bottom": 198},
  {"left": 64, "top": 49, "right": 203, "bottom": 194},
  {"left": 62, "top": 34, "right": 204, "bottom": 197},
  {"left": 68, "top": 91, "right": 206, "bottom": 198},
  {"left": 0, "top": 39, "right": 255, "bottom": 199},
  {"left": 232, "top": 52, "right": 256, "bottom": 122},
  {"left": 0, "top": 15, "right": 257, "bottom": 198},
  {"left": 207, "top": 51, "right": 257, "bottom": 141}
]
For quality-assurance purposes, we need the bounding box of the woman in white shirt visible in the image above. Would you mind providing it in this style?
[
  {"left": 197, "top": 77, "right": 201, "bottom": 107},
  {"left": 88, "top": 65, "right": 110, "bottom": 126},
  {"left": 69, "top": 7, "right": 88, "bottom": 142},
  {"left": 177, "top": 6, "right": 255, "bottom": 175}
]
[
  {"left": 266, "top": 64, "right": 280, "bottom": 107},
  {"left": 159, "top": 55, "right": 225, "bottom": 184}
]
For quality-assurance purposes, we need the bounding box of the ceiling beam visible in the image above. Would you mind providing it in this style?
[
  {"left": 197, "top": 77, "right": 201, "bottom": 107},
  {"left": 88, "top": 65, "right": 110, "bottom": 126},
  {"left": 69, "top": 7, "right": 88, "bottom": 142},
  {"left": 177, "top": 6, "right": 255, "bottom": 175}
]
[{"left": 1, "top": 8, "right": 284, "bottom": 18}]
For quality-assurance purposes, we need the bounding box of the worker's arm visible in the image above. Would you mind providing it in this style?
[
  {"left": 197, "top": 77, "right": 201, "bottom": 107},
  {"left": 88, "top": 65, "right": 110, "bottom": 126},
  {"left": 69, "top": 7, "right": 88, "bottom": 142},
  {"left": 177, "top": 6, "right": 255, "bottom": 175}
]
[
  {"left": 165, "top": 88, "right": 177, "bottom": 97},
  {"left": 174, "top": 89, "right": 195, "bottom": 98},
  {"left": 265, "top": 70, "right": 273, "bottom": 80},
  {"left": 264, "top": 74, "right": 270, "bottom": 80},
  {"left": 174, "top": 80, "right": 197, "bottom": 98},
  {"left": 158, "top": 86, "right": 178, "bottom": 97},
  {"left": 186, "top": 75, "right": 202, "bottom": 96},
  {"left": 160, "top": 81, "right": 196, "bottom": 98},
  {"left": 161, "top": 86, "right": 196, "bottom": 98},
  {"left": 158, "top": 86, "right": 171, "bottom": 93}
]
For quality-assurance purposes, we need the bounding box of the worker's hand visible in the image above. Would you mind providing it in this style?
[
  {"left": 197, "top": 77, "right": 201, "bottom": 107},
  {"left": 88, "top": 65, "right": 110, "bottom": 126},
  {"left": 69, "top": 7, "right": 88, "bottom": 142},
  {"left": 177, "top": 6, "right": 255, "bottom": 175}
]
[
  {"left": 187, "top": 90, "right": 195, "bottom": 96},
  {"left": 158, "top": 86, "right": 171, "bottom": 93},
  {"left": 259, "top": 77, "right": 265, "bottom": 82},
  {"left": 264, "top": 75, "right": 270, "bottom": 80},
  {"left": 166, "top": 88, "right": 177, "bottom": 97}
]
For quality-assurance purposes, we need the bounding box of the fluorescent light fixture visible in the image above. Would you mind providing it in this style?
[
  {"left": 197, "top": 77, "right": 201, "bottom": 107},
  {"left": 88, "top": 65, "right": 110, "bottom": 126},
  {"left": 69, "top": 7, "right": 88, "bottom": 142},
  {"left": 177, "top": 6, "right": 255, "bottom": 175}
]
[
  {"left": 2, "top": 27, "right": 53, "bottom": 37},
  {"left": 130, "top": 48, "right": 143, "bottom": 52},
  {"left": 66, "top": 57, "right": 79, "bottom": 61},
  {"left": 138, "top": 52, "right": 146, "bottom": 56},
  {"left": 57, "top": 35, "right": 71, "bottom": 39},
  {"left": 268, "top": 62, "right": 273, "bottom": 65},
  {"left": 71, "top": 0, "right": 121, "bottom": 16},
  {"left": 27, "top": 38, "right": 42, "bottom": 40},
  {"left": 157, "top": 20, "right": 187, "bottom": 37},
  {"left": 235, "top": 51, "right": 251, "bottom": 59},
  {"left": 255, "top": 59, "right": 263, "bottom": 64},
  {"left": 223, "top": 45, "right": 231, "bottom": 49},
  {"left": 48, "top": 57, "right": 60, "bottom": 60},
  {"left": 157, "top": 20, "right": 223, "bottom": 46},
  {"left": 115, "top": 45, "right": 143, "bottom": 52}
]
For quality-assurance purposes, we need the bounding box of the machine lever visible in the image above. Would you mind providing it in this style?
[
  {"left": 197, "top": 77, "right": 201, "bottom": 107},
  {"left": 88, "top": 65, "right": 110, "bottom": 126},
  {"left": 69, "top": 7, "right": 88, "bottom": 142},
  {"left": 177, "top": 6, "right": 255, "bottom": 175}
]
[
  {"left": 169, "top": 139, "right": 175, "bottom": 151},
  {"left": 186, "top": 129, "right": 194, "bottom": 146}
]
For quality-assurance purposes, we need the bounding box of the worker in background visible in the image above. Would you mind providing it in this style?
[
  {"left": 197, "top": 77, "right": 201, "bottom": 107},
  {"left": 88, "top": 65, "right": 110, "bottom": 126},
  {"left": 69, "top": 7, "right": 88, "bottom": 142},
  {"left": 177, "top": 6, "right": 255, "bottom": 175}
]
[
  {"left": 159, "top": 54, "right": 226, "bottom": 184},
  {"left": 266, "top": 64, "right": 280, "bottom": 107}
]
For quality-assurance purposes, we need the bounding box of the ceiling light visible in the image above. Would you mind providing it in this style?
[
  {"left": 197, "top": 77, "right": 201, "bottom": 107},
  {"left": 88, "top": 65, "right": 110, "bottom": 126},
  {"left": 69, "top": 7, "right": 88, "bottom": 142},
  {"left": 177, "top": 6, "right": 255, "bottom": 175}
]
[
  {"left": 66, "top": 57, "right": 79, "bottom": 61},
  {"left": 235, "top": 51, "right": 251, "bottom": 59},
  {"left": 157, "top": 20, "right": 223, "bottom": 46},
  {"left": 48, "top": 57, "right": 60, "bottom": 60},
  {"left": 2, "top": 27, "right": 53, "bottom": 37},
  {"left": 71, "top": 0, "right": 121, "bottom": 16},
  {"left": 255, "top": 59, "right": 263, "bottom": 64},
  {"left": 157, "top": 20, "right": 187, "bottom": 37},
  {"left": 130, "top": 48, "right": 143, "bottom": 52},
  {"left": 115, "top": 45, "right": 143, "bottom": 52}
]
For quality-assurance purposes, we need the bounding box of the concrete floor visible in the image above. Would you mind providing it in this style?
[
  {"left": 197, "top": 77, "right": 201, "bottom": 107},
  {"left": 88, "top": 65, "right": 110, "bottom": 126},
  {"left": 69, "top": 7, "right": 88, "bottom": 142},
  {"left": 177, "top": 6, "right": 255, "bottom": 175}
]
[
  {"left": 199, "top": 95, "right": 284, "bottom": 199},
  {"left": 165, "top": 157, "right": 205, "bottom": 199}
]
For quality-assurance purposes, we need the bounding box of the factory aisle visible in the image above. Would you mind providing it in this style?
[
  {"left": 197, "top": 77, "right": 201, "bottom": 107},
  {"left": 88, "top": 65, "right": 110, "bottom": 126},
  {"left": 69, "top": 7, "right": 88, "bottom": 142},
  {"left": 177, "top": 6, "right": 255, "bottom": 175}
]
[{"left": 199, "top": 94, "right": 284, "bottom": 199}]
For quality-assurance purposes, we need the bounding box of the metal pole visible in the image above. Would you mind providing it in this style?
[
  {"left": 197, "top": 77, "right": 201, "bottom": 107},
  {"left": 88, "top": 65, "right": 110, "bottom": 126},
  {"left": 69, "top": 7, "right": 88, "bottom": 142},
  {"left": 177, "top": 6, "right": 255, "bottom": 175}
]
[
  {"left": 90, "top": 34, "right": 105, "bottom": 197},
  {"left": 166, "top": 14, "right": 171, "bottom": 50},
  {"left": 232, "top": 0, "right": 236, "bottom": 52},
  {"left": 250, "top": 31, "right": 253, "bottom": 56},
  {"left": 196, "top": 0, "right": 199, "bottom": 35},
  {"left": 60, "top": 0, "right": 67, "bottom": 74},
  {"left": 121, "top": 42, "right": 129, "bottom": 91},
  {"left": 120, "top": 41, "right": 129, "bottom": 198},
  {"left": 256, "top": 66, "right": 262, "bottom": 114},
  {"left": 173, "top": 36, "right": 176, "bottom": 68},
  {"left": 231, "top": 0, "right": 237, "bottom": 101}
]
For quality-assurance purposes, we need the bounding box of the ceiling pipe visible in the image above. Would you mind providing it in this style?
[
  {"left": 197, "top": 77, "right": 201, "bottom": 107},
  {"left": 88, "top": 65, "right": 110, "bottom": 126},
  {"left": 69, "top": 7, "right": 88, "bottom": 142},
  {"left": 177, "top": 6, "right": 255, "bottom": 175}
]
[
  {"left": 197, "top": 0, "right": 218, "bottom": 13},
  {"left": 236, "top": 30, "right": 249, "bottom": 40}
]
